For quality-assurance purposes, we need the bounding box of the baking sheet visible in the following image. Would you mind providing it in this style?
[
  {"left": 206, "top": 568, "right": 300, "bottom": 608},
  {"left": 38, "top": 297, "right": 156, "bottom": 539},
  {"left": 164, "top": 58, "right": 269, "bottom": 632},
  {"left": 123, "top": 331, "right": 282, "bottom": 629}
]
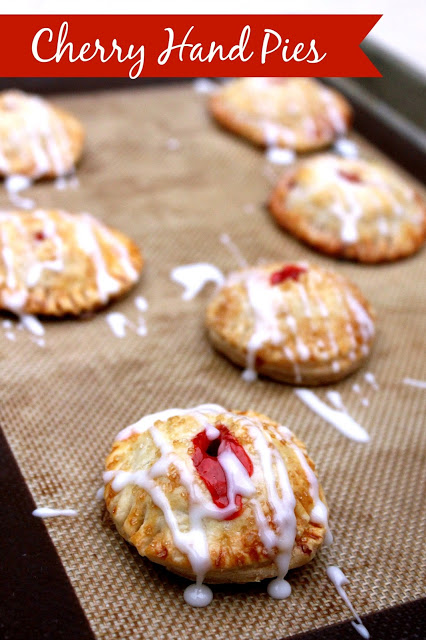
[{"left": 1, "top": 83, "right": 425, "bottom": 640}]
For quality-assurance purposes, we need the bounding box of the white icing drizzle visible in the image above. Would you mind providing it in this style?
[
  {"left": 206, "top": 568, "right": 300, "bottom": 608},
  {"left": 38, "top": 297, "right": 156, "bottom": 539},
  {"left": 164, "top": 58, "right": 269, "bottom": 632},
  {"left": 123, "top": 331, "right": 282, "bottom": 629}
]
[
  {"left": 106, "top": 312, "right": 128, "bottom": 338},
  {"left": 352, "top": 383, "right": 361, "bottom": 393},
  {"left": 361, "top": 398, "right": 369, "bottom": 407},
  {"left": 1, "top": 314, "right": 45, "bottom": 345},
  {"left": 364, "top": 372, "right": 378, "bottom": 390},
  {"left": 346, "top": 295, "right": 375, "bottom": 344},
  {"left": 294, "top": 389, "right": 370, "bottom": 443},
  {"left": 19, "top": 314, "right": 45, "bottom": 337},
  {"left": 170, "top": 263, "right": 224, "bottom": 301},
  {"left": 327, "top": 566, "right": 370, "bottom": 639},
  {"left": 4, "top": 174, "right": 34, "bottom": 209},
  {"left": 96, "top": 486, "right": 105, "bottom": 500},
  {"left": 33, "top": 507, "right": 78, "bottom": 518},
  {"left": 402, "top": 377, "right": 426, "bottom": 390},
  {"left": 277, "top": 425, "right": 332, "bottom": 546},
  {"left": 219, "top": 233, "right": 248, "bottom": 268},
  {"left": 135, "top": 295, "right": 148, "bottom": 312},
  {"left": 333, "top": 138, "right": 359, "bottom": 159},
  {"left": 105, "top": 297, "right": 148, "bottom": 339},
  {"left": 74, "top": 214, "right": 125, "bottom": 303},
  {"left": 265, "top": 147, "right": 296, "bottom": 165},
  {"left": 236, "top": 269, "right": 284, "bottom": 382},
  {"left": 247, "top": 422, "right": 296, "bottom": 598},
  {"left": 106, "top": 405, "right": 323, "bottom": 606},
  {"left": 116, "top": 404, "right": 226, "bottom": 441}
]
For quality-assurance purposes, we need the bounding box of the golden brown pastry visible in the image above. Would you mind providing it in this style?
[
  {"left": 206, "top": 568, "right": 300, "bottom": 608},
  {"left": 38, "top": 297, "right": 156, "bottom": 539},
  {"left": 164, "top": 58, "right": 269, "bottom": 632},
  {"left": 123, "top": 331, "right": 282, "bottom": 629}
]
[
  {"left": 206, "top": 263, "right": 375, "bottom": 385},
  {"left": 0, "top": 90, "right": 84, "bottom": 178},
  {"left": 0, "top": 209, "right": 143, "bottom": 316},
  {"left": 209, "top": 77, "right": 352, "bottom": 151},
  {"left": 103, "top": 404, "right": 329, "bottom": 605},
  {"left": 269, "top": 154, "right": 426, "bottom": 262}
]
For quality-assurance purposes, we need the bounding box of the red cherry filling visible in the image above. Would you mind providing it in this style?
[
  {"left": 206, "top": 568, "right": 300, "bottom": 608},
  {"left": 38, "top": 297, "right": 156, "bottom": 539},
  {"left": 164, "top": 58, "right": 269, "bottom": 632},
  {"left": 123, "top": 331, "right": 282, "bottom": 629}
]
[
  {"left": 192, "top": 425, "right": 253, "bottom": 520},
  {"left": 270, "top": 264, "right": 307, "bottom": 285},
  {"left": 33, "top": 230, "right": 46, "bottom": 242},
  {"left": 338, "top": 169, "right": 362, "bottom": 184}
]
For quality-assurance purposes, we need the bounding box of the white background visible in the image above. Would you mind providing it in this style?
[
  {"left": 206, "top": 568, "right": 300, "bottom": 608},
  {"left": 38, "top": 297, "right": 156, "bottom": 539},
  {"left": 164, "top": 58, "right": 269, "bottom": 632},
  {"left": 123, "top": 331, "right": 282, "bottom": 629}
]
[{"left": 5, "top": 0, "right": 426, "bottom": 77}]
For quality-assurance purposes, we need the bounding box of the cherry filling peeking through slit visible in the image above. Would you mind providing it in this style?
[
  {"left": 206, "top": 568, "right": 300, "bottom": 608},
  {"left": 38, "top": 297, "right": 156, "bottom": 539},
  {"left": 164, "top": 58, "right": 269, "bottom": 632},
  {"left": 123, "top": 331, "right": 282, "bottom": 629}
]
[
  {"left": 192, "top": 425, "right": 253, "bottom": 519},
  {"left": 270, "top": 264, "right": 307, "bottom": 285},
  {"left": 337, "top": 169, "right": 362, "bottom": 184}
]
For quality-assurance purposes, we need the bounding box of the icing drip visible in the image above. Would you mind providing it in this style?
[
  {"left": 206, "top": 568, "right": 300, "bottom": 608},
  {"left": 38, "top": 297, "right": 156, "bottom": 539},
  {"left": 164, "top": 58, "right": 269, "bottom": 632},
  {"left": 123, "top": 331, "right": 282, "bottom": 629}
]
[
  {"left": 106, "top": 297, "right": 148, "bottom": 338},
  {"left": 327, "top": 566, "right": 370, "bottom": 639},
  {"left": 334, "top": 138, "right": 359, "bottom": 159},
  {"left": 20, "top": 314, "right": 45, "bottom": 337},
  {"left": 265, "top": 147, "right": 296, "bottom": 165},
  {"left": 33, "top": 507, "right": 78, "bottom": 518},
  {"left": 295, "top": 389, "right": 370, "bottom": 443},
  {"left": 106, "top": 406, "right": 317, "bottom": 606},
  {"left": 171, "top": 263, "right": 224, "bottom": 301},
  {"left": 184, "top": 582, "right": 213, "bottom": 607},
  {"left": 277, "top": 426, "right": 332, "bottom": 546},
  {"left": 248, "top": 422, "right": 296, "bottom": 598},
  {"left": 364, "top": 372, "right": 378, "bottom": 390},
  {"left": 403, "top": 377, "right": 426, "bottom": 389},
  {"left": 238, "top": 269, "right": 284, "bottom": 382},
  {"left": 106, "top": 312, "right": 128, "bottom": 338},
  {"left": 219, "top": 233, "right": 248, "bottom": 268},
  {"left": 4, "top": 174, "right": 34, "bottom": 209},
  {"left": 135, "top": 295, "right": 148, "bottom": 312}
]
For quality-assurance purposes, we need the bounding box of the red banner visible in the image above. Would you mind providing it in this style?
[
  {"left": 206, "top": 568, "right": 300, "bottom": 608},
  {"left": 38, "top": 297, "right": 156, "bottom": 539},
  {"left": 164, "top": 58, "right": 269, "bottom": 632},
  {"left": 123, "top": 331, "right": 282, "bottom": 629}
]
[{"left": 0, "top": 15, "right": 382, "bottom": 78}]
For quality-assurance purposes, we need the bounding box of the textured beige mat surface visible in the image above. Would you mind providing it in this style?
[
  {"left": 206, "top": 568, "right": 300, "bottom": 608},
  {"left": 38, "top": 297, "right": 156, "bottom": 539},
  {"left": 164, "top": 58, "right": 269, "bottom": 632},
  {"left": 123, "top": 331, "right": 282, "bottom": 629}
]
[{"left": 1, "top": 84, "right": 425, "bottom": 640}]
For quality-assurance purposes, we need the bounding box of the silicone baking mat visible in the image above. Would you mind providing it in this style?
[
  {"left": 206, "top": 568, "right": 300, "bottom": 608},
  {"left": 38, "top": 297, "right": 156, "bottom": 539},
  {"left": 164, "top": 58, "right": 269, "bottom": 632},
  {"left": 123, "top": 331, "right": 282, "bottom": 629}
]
[{"left": 1, "top": 83, "right": 425, "bottom": 640}]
